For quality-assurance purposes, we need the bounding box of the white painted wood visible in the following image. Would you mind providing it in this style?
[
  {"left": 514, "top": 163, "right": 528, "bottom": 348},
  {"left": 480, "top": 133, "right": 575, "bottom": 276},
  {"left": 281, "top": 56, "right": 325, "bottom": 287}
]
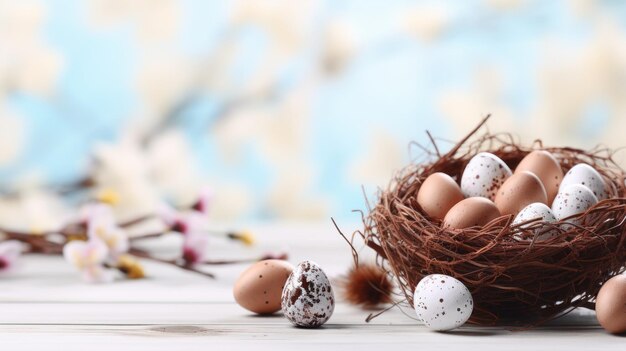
[{"left": 0, "top": 222, "right": 622, "bottom": 350}]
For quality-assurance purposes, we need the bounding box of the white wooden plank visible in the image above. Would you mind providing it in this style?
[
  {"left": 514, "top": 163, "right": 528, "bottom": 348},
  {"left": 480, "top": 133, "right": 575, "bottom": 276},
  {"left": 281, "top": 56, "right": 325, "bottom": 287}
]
[
  {"left": 0, "top": 301, "right": 600, "bottom": 326},
  {"left": 0, "top": 302, "right": 415, "bottom": 326},
  {"left": 0, "top": 323, "right": 623, "bottom": 351}
]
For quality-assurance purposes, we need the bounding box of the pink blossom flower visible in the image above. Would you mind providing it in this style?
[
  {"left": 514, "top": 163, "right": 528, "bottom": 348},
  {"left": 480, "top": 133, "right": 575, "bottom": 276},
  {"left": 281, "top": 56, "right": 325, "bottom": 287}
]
[
  {"left": 191, "top": 187, "right": 213, "bottom": 215},
  {"left": 0, "top": 241, "right": 24, "bottom": 275},
  {"left": 158, "top": 203, "right": 205, "bottom": 235},
  {"left": 182, "top": 232, "right": 208, "bottom": 265}
]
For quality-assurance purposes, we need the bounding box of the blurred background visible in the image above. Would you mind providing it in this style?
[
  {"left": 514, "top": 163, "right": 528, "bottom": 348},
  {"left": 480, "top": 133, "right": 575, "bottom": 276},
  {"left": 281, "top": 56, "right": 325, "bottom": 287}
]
[{"left": 2, "top": 0, "right": 626, "bottom": 228}]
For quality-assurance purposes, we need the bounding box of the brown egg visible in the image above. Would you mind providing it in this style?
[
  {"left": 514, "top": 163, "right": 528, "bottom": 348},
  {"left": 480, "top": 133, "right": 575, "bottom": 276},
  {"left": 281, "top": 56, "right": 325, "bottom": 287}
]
[
  {"left": 515, "top": 150, "right": 563, "bottom": 203},
  {"left": 596, "top": 275, "right": 626, "bottom": 334},
  {"left": 417, "top": 172, "right": 464, "bottom": 220},
  {"left": 233, "top": 259, "right": 294, "bottom": 314},
  {"left": 494, "top": 171, "right": 547, "bottom": 216},
  {"left": 443, "top": 197, "right": 501, "bottom": 229}
]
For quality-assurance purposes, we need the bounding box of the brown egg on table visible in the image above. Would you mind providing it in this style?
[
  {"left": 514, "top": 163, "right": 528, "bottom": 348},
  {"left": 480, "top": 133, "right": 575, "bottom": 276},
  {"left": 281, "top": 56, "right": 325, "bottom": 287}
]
[
  {"left": 233, "top": 259, "right": 294, "bottom": 315},
  {"left": 515, "top": 150, "right": 563, "bottom": 203},
  {"left": 595, "top": 274, "right": 626, "bottom": 334},
  {"left": 443, "top": 197, "right": 501, "bottom": 230},
  {"left": 494, "top": 171, "right": 547, "bottom": 216},
  {"left": 417, "top": 172, "right": 464, "bottom": 220}
]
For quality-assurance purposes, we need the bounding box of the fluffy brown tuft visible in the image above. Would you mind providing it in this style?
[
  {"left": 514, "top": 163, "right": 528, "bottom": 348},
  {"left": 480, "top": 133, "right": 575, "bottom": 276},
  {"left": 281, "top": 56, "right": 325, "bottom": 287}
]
[{"left": 340, "top": 264, "right": 393, "bottom": 309}]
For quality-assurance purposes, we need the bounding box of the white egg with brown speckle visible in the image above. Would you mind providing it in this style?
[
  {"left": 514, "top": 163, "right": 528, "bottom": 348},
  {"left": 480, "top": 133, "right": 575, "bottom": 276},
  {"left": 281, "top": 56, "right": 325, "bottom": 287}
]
[
  {"left": 513, "top": 202, "right": 557, "bottom": 241},
  {"left": 461, "top": 152, "right": 512, "bottom": 200},
  {"left": 413, "top": 274, "right": 473, "bottom": 331},
  {"left": 560, "top": 163, "right": 608, "bottom": 200},
  {"left": 281, "top": 260, "right": 334, "bottom": 328},
  {"left": 551, "top": 184, "right": 598, "bottom": 227}
]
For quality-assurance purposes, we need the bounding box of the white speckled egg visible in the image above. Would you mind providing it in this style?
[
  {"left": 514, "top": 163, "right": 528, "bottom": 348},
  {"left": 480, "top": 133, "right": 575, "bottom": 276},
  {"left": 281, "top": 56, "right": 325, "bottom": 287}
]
[
  {"left": 281, "top": 261, "right": 334, "bottom": 328},
  {"left": 461, "top": 152, "right": 512, "bottom": 200},
  {"left": 560, "top": 163, "right": 608, "bottom": 200},
  {"left": 513, "top": 202, "right": 557, "bottom": 241},
  {"left": 413, "top": 274, "right": 473, "bottom": 331},
  {"left": 551, "top": 184, "right": 598, "bottom": 226}
]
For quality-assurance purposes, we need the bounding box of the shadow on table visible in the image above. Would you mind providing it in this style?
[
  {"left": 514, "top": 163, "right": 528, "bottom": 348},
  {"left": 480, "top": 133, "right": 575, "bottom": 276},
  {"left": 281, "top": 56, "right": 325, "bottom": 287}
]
[
  {"left": 247, "top": 313, "right": 285, "bottom": 319},
  {"left": 441, "top": 329, "right": 502, "bottom": 337}
]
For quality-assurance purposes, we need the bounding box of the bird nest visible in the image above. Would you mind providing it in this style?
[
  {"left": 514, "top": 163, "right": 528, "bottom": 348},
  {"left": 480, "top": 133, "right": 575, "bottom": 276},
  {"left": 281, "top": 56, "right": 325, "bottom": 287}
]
[{"left": 360, "top": 118, "right": 626, "bottom": 326}]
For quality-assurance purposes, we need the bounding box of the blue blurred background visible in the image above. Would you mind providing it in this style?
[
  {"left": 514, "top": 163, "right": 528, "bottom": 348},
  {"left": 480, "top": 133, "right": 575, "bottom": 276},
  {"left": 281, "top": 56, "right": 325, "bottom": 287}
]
[{"left": 2, "top": 0, "right": 626, "bottom": 225}]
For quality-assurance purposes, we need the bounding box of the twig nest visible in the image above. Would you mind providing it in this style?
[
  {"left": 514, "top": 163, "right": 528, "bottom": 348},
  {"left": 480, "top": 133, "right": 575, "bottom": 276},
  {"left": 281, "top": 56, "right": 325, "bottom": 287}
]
[{"left": 362, "top": 119, "right": 626, "bottom": 326}]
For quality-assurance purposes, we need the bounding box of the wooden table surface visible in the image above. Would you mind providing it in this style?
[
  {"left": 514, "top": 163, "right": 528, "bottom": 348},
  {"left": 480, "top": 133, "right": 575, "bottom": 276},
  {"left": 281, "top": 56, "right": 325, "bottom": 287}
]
[{"left": 0, "top": 222, "right": 623, "bottom": 350}]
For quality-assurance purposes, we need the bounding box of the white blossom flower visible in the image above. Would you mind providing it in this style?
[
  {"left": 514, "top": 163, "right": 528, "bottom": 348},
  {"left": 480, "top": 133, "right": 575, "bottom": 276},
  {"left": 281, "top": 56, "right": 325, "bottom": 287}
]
[
  {"left": 79, "top": 263, "right": 115, "bottom": 284},
  {"left": 63, "top": 239, "right": 108, "bottom": 269},
  {"left": 87, "top": 205, "right": 129, "bottom": 258},
  {"left": 63, "top": 239, "right": 114, "bottom": 284}
]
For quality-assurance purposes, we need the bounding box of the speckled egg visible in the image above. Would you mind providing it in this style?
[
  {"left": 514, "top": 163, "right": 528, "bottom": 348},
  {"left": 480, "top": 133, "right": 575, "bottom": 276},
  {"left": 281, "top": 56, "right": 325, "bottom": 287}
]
[
  {"left": 560, "top": 163, "right": 608, "bottom": 200},
  {"left": 281, "top": 260, "right": 334, "bottom": 328},
  {"left": 515, "top": 150, "right": 564, "bottom": 203},
  {"left": 233, "top": 259, "right": 294, "bottom": 315},
  {"left": 413, "top": 274, "right": 473, "bottom": 331},
  {"left": 417, "top": 172, "right": 464, "bottom": 220},
  {"left": 461, "top": 152, "right": 512, "bottom": 200},
  {"left": 494, "top": 171, "right": 547, "bottom": 217},
  {"left": 512, "top": 202, "right": 557, "bottom": 241},
  {"left": 551, "top": 184, "right": 598, "bottom": 225}
]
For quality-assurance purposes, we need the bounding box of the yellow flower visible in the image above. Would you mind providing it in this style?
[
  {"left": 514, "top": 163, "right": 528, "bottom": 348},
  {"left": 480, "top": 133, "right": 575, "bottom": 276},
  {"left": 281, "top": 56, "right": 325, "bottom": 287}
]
[
  {"left": 116, "top": 254, "right": 145, "bottom": 279},
  {"left": 95, "top": 188, "right": 120, "bottom": 205},
  {"left": 29, "top": 225, "right": 45, "bottom": 235},
  {"left": 229, "top": 230, "right": 255, "bottom": 246}
]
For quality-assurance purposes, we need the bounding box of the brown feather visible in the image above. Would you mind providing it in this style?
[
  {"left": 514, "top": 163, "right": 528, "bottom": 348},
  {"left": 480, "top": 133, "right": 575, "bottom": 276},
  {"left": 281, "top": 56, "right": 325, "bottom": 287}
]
[{"left": 340, "top": 264, "right": 393, "bottom": 309}]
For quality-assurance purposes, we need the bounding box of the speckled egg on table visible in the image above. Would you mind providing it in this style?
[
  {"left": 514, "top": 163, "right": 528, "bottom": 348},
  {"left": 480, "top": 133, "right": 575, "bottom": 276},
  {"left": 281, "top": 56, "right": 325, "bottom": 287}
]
[
  {"left": 281, "top": 260, "right": 334, "bottom": 328},
  {"left": 461, "top": 152, "right": 512, "bottom": 200},
  {"left": 413, "top": 274, "right": 473, "bottom": 331}
]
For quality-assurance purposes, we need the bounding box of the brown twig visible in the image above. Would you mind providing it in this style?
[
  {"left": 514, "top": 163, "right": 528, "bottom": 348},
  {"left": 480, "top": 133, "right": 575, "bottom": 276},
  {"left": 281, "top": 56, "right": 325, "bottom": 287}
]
[{"left": 129, "top": 248, "right": 216, "bottom": 279}]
